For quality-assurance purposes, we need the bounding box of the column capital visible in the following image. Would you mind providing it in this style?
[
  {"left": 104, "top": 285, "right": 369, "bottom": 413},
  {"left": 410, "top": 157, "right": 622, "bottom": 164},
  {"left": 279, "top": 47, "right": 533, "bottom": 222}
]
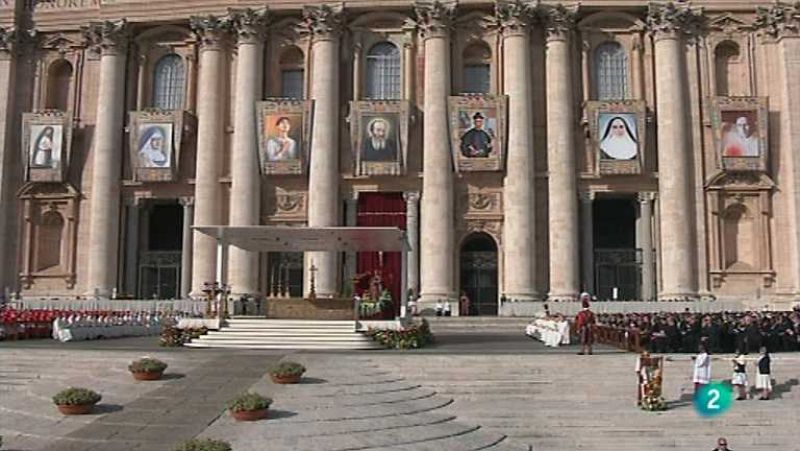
[
  {"left": 0, "top": 27, "right": 17, "bottom": 56},
  {"left": 179, "top": 196, "right": 195, "bottom": 207},
  {"left": 190, "top": 15, "right": 233, "bottom": 50},
  {"left": 82, "top": 20, "right": 130, "bottom": 56},
  {"left": 646, "top": 2, "right": 705, "bottom": 41},
  {"left": 579, "top": 191, "right": 595, "bottom": 202},
  {"left": 413, "top": 1, "right": 455, "bottom": 40},
  {"left": 299, "top": 4, "right": 344, "bottom": 42},
  {"left": 403, "top": 191, "right": 420, "bottom": 204},
  {"left": 540, "top": 3, "right": 578, "bottom": 42},
  {"left": 491, "top": 0, "right": 535, "bottom": 38},
  {"left": 345, "top": 191, "right": 359, "bottom": 205},
  {"left": 230, "top": 7, "right": 270, "bottom": 45},
  {"left": 753, "top": 2, "right": 800, "bottom": 39},
  {"left": 637, "top": 191, "right": 656, "bottom": 203}
]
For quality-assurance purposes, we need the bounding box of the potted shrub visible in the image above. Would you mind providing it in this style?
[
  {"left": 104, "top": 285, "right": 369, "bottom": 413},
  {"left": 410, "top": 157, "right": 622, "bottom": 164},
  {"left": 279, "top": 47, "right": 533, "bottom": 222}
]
[
  {"left": 227, "top": 392, "right": 272, "bottom": 421},
  {"left": 173, "top": 438, "right": 232, "bottom": 451},
  {"left": 52, "top": 387, "right": 101, "bottom": 415},
  {"left": 269, "top": 361, "right": 306, "bottom": 384},
  {"left": 128, "top": 357, "right": 168, "bottom": 381}
]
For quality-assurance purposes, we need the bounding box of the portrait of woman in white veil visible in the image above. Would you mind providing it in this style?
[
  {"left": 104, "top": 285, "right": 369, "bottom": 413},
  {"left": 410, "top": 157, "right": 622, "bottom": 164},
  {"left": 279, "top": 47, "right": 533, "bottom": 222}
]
[{"left": 599, "top": 114, "right": 638, "bottom": 161}]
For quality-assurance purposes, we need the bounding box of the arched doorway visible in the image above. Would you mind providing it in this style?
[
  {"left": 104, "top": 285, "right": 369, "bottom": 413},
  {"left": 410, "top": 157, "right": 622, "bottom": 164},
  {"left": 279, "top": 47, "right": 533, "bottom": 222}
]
[{"left": 459, "top": 232, "right": 498, "bottom": 316}]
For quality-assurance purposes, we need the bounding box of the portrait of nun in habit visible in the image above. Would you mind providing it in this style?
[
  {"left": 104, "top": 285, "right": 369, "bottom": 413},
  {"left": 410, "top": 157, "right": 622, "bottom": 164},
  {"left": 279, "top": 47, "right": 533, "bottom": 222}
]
[
  {"left": 137, "top": 124, "right": 171, "bottom": 168},
  {"left": 599, "top": 114, "right": 638, "bottom": 161}
]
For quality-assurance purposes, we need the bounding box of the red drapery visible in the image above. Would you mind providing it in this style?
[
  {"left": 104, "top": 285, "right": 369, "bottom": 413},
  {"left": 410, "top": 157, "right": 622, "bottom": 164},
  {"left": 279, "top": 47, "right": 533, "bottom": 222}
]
[{"left": 356, "top": 193, "right": 406, "bottom": 316}]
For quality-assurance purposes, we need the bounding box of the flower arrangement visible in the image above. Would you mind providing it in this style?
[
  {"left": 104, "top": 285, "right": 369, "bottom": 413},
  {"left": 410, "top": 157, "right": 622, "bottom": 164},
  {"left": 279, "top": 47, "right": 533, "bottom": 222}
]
[
  {"left": 227, "top": 392, "right": 272, "bottom": 421},
  {"left": 366, "top": 319, "right": 434, "bottom": 350},
  {"left": 129, "top": 357, "right": 168, "bottom": 380},
  {"left": 52, "top": 387, "right": 102, "bottom": 415},
  {"left": 129, "top": 357, "right": 168, "bottom": 373},
  {"left": 160, "top": 325, "right": 207, "bottom": 347},
  {"left": 227, "top": 392, "right": 272, "bottom": 412},
  {"left": 52, "top": 387, "right": 102, "bottom": 406},
  {"left": 172, "top": 438, "right": 232, "bottom": 451},
  {"left": 640, "top": 376, "right": 667, "bottom": 411},
  {"left": 269, "top": 361, "right": 306, "bottom": 383}
]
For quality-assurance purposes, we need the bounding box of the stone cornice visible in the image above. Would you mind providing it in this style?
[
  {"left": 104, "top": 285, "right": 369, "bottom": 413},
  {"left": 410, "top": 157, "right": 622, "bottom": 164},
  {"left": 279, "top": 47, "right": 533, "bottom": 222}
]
[
  {"left": 540, "top": 3, "right": 578, "bottom": 41},
  {"left": 646, "top": 2, "right": 705, "bottom": 40},
  {"left": 752, "top": 1, "right": 800, "bottom": 38},
  {"left": 413, "top": 1, "right": 455, "bottom": 40},
  {"left": 490, "top": 0, "right": 535, "bottom": 37},
  {"left": 230, "top": 7, "right": 270, "bottom": 45},
  {"left": 189, "top": 15, "right": 233, "bottom": 49},
  {"left": 299, "top": 4, "right": 344, "bottom": 41},
  {"left": 81, "top": 20, "right": 130, "bottom": 56}
]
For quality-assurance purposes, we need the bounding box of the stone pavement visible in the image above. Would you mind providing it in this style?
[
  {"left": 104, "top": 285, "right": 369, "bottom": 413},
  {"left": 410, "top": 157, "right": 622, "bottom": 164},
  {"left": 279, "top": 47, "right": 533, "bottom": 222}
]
[{"left": 2, "top": 333, "right": 800, "bottom": 450}]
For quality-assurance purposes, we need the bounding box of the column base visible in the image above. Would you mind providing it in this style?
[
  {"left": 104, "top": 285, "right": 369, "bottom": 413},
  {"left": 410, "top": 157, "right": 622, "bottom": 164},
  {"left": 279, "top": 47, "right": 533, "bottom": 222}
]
[
  {"left": 657, "top": 292, "right": 700, "bottom": 301},
  {"left": 83, "top": 287, "right": 112, "bottom": 299},
  {"left": 499, "top": 300, "right": 547, "bottom": 317},
  {"left": 546, "top": 291, "right": 579, "bottom": 302},
  {"left": 417, "top": 292, "right": 456, "bottom": 315}
]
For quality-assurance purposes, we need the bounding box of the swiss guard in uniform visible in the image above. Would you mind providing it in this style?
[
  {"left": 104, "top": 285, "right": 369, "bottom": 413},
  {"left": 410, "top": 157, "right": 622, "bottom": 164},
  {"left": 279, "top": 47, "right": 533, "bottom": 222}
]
[{"left": 575, "top": 292, "right": 596, "bottom": 355}]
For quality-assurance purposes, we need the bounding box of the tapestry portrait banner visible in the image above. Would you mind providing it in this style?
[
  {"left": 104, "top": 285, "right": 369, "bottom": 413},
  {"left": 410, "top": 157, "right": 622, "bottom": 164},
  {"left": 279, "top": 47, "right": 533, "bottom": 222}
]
[
  {"left": 448, "top": 95, "right": 507, "bottom": 172},
  {"left": 22, "top": 111, "right": 73, "bottom": 183},
  {"left": 128, "top": 110, "right": 186, "bottom": 182},
  {"left": 711, "top": 97, "right": 768, "bottom": 172},
  {"left": 586, "top": 100, "right": 646, "bottom": 175},
  {"left": 349, "top": 100, "right": 409, "bottom": 176},
  {"left": 256, "top": 99, "right": 313, "bottom": 176}
]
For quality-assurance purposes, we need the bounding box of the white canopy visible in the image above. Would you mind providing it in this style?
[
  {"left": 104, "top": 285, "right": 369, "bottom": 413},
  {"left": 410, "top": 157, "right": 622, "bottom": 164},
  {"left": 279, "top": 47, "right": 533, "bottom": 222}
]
[{"left": 192, "top": 226, "right": 409, "bottom": 252}]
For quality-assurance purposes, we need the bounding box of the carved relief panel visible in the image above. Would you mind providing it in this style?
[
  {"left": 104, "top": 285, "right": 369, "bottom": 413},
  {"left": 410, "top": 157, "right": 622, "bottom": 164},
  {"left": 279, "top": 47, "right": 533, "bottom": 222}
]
[{"left": 263, "top": 188, "right": 307, "bottom": 223}]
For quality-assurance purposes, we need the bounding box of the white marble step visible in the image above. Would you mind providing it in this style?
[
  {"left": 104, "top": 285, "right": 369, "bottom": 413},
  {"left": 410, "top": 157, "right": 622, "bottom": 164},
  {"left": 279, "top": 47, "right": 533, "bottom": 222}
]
[{"left": 184, "top": 341, "right": 381, "bottom": 350}]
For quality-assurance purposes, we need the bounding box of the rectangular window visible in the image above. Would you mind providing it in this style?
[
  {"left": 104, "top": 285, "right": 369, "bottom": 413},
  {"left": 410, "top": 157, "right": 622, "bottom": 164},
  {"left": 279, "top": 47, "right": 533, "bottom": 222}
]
[
  {"left": 281, "top": 69, "right": 304, "bottom": 99},
  {"left": 463, "top": 64, "right": 491, "bottom": 94}
]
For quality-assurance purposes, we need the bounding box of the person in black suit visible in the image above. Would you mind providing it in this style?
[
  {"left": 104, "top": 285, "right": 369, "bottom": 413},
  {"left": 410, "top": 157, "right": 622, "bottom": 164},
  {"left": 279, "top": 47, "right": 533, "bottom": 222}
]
[
  {"left": 713, "top": 437, "right": 732, "bottom": 451},
  {"left": 362, "top": 117, "right": 397, "bottom": 162}
]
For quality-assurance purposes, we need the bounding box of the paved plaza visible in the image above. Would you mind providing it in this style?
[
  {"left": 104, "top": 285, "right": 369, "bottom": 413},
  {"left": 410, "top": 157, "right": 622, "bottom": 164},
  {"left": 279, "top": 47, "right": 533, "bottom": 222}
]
[{"left": 1, "top": 333, "right": 799, "bottom": 451}]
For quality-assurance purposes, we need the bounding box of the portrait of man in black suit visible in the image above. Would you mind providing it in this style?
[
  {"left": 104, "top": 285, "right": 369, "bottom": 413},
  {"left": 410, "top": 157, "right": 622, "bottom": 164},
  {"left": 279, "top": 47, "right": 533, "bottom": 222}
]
[
  {"left": 361, "top": 116, "right": 398, "bottom": 162},
  {"left": 459, "top": 111, "right": 493, "bottom": 158}
]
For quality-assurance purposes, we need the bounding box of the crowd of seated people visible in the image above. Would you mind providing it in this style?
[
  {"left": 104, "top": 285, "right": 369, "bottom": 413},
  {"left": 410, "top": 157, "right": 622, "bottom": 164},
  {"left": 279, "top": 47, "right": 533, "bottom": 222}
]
[
  {"left": 596, "top": 308, "right": 800, "bottom": 353},
  {"left": 0, "top": 306, "right": 194, "bottom": 342}
]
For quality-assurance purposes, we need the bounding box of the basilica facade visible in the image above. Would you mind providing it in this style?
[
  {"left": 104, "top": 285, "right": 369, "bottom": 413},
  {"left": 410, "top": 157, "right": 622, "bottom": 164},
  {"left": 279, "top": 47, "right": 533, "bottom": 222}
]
[{"left": 1, "top": 0, "right": 799, "bottom": 314}]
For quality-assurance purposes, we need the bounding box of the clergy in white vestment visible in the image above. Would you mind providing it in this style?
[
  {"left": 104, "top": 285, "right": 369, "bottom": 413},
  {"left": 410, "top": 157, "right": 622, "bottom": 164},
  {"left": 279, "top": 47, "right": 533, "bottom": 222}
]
[{"left": 692, "top": 342, "right": 711, "bottom": 395}]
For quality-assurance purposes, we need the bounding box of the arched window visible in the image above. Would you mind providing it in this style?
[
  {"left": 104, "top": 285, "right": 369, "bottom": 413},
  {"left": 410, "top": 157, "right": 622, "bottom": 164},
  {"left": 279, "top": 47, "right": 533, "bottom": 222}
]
[
  {"left": 365, "top": 42, "right": 401, "bottom": 100},
  {"left": 152, "top": 54, "right": 185, "bottom": 110},
  {"left": 279, "top": 46, "right": 305, "bottom": 99},
  {"left": 715, "top": 41, "right": 740, "bottom": 96},
  {"left": 462, "top": 42, "right": 491, "bottom": 94},
  {"left": 35, "top": 211, "right": 64, "bottom": 272},
  {"left": 594, "top": 41, "right": 629, "bottom": 100},
  {"left": 45, "top": 60, "right": 73, "bottom": 111}
]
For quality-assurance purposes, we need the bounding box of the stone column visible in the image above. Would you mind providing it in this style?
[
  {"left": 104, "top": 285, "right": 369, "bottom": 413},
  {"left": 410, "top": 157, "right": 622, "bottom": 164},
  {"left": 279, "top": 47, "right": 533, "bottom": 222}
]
[
  {"left": 189, "top": 17, "right": 229, "bottom": 296},
  {"left": 543, "top": 5, "right": 579, "bottom": 301},
  {"left": 648, "top": 4, "right": 700, "bottom": 299},
  {"left": 303, "top": 5, "right": 343, "bottom": 297},
  {"left": 404, "top": 191, "right": 420, "bottom": 297},
  {"left": 84, "top": 20, "right": 129, "bottom": 298},
  {"left": 0, "top": 28, "right": 20, "bottom": 294},
  {"left": 343, "top": 192, "right": 358, "bottom": 288},
  {"left": 580, "top": 192, "right": 595, "bottom": 294},
  {"left": 496, "top": 1, "right": 538, "bottom": 302},
  {"left": 228, "top": 9, "right": 268, "bottom": 297},
  {"left": 416, "top": 2, "right": 455, "bottom": 307},
  {"left": 179, "top": 197, "right": 194, "bottom": 298},
  {"left": 123, "top": 199, "right": 140, "bottom": 296},
  {"left": 638, "top": 192, "right": 655, "bottom": 301}
]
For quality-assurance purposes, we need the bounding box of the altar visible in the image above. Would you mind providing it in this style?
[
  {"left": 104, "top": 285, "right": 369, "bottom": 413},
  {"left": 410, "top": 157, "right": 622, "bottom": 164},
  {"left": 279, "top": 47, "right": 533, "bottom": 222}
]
[{"left": 192, "top": 226, "right": 410, "bottom": 320}]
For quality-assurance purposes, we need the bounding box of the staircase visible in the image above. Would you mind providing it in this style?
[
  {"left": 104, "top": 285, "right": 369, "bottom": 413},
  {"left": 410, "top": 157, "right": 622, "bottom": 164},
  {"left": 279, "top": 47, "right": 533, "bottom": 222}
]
[{"left": 185, "top": 318, "right": 383, "bottom": 350}]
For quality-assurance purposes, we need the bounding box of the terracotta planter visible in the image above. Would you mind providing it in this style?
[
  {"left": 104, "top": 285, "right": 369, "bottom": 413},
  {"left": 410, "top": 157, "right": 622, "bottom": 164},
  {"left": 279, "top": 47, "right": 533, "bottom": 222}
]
[
  {"left": 57, "top": 404, "right": 94, "bottom": 415},
  {"left": 131, "top": 370, "right": 164, "bottom": 381},
  {"left": 230, "top": 408, "right": 268, "bottom": 421},
  {"left": 270, "top": 373, "right": 301, "bottom": 384}
]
